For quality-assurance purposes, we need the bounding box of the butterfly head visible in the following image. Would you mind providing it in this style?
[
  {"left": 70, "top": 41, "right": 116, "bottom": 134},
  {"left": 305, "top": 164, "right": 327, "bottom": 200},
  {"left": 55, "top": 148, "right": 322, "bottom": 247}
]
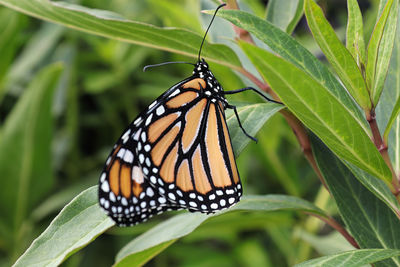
[{"left": 193, "top": 59, "right": 223, "bottom": 93}]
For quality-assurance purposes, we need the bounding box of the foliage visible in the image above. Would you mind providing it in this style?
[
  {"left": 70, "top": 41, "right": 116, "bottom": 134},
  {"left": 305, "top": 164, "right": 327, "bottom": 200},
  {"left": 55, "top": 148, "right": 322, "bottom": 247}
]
[{"left": 0, "top": 0, "right": 399, "bottom": 266}]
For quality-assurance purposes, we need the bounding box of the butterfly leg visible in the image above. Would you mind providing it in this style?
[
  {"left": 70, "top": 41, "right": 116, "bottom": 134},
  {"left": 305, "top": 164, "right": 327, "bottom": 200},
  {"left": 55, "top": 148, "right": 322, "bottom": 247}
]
[
  {"left": 226, "top": 103, "right": 258, "bottom": 143},
  {"left": 223, "top": 87, "right": 283, "bottom": 105}
]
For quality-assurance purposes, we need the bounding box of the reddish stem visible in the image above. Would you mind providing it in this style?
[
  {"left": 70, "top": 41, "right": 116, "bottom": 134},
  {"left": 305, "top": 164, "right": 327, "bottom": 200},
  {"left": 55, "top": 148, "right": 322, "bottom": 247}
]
[
  {"left": 309, "top": 213, "right": 360, "bottom": 249},
  {"left": 367, "top": 110, "right": 400, "bottom": 195}
]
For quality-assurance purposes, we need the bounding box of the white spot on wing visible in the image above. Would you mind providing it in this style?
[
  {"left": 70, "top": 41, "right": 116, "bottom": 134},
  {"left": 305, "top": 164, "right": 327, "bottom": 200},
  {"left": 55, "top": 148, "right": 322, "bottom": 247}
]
[
  {"left": 145, "top": 113, "right": 153, "bottom": 126},
  {"left": 141, "top": 132, "right": 147, "bottom": 142},
  {"left": 170, "top": 89, "right": 180, "bottom": 97},
  {"left": 133, "top": 130, "right": 141, "bottom": 141},
  {"left": 146, "top": 187, "right": 154, "bottom": 197},
  {"left": 101, "top": 181, "right": 109, "bottom": 192},
  {"left": 116, "top": 148, "right": 126, "bottom": 158},
  {"left": 122, "top": 129, "right": 131, "bottom": 143},
  {"left": 134, "top": 117, "right": 142, "bottom": 126},
  {"left": 123, "top": 150, "right": 134, "bottom": 163},
  {"left": 132, "top": 166, "right": 144, "bottom": 183},
  {"left": 149, "top": 100, "right": 157, "bottom": 109},
  {"left": 156, "top": 105, "right": 165, "bottom": 116},
  {"left": 100, "top": 173, "right": 106, "bottom": 182}
]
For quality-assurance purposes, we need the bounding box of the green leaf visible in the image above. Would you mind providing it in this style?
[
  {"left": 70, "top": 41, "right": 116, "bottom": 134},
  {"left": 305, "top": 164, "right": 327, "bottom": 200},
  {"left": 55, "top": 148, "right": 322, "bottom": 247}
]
[
  {"left": 294, "top": 249, "right": 400, "bottom": 267},
  {"left": 312, "top": 136, "right": 400, "bottom": 266},
  {"left": 114, "top": 240, "right": 176, "bottom": 267},
  {"left": 116, "top": 194, "right": 327, "bottom": 265},
  {"left": 5, "top": 23, "right": 64, "bottom": 90},
  {"left": 376, "top": 5, "right": 400, "bottom": 175},
  {"left": 211, "top": 9, "right": 370, "bottom": 135},
  {"left": 240, "top": 42, "right": 391, "bottom": 182},
  {"left": 384, "top": 97, "right": 400, "bottom": 143},
  {"left": 305, "top": 0, "right": 370, "bottom": 111},
  {"left": 0, "top": 63, "right": 62, "bottom": 232},
  {"left": 366, "top": 0, "right": 398, "bottom": 105},
  {"left": 0, "top": 0, "right": 241, "bottom": 69},
  {"left": 226, "top": 102, "right": 284, "bottom": 155},
  {"left": 265, "top": 0, "right": 304, "bottom": 34},
  {"left": 344, "top": 163, "right": 400, "bottom": 218},
  {"left": 0, "top": 9, "right": 23, "bottom": 92},
  {"left": 13, "top": 186, "right": 114, "bottom": 267},
  {"left": 346, "top": 0, "right": 367, "bottom": 66},
  {"left": 15, "top": 188, "right": 327, "bottom": 267}
]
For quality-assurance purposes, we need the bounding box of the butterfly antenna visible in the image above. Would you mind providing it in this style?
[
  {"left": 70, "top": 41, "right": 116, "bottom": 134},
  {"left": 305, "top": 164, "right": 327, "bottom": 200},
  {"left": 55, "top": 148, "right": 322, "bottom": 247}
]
[
  {"left": 197, "top": 3, "right": 226, "bottom": 61},
  {"left": 143, "top": 61, "right": 195, "bottom": 72}
]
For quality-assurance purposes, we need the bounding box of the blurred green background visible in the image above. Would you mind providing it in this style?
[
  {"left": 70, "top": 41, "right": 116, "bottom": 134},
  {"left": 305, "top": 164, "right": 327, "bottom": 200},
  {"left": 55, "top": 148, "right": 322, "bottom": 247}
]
[{"left": 0, "top": 0, "right": 379, "bottom": 266}]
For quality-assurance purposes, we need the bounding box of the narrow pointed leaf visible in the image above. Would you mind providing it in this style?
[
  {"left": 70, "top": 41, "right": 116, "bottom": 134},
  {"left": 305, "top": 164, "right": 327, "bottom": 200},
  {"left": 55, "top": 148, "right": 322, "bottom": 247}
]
[
  {"left": 305, "top": 0, "right": 370, "bottom": 111},
  {"left": 265, "top": 0, "right": 304, "bottom": 34},
  {"left": 367, "top": 0, "right": 398, "bottom": 105},
  {"left": 116, "top": 194, "right": 327, "bottom": 265},
  {"left": 0, "top": 63, "right": 62, "bottom": 232},
  {"left": 346, "top": 0, "right": 366, "bottom": 65},
  {"left": 13, "top": 186, "right": 114, "bottom": 267},
  {"left": 384, "top": 97, "right": 400, "bottom": 143},
  {"left": 373, "top": 0, "right": 398, "bottom": 105},
  {"left": 226, "top": 103, "right": 284, "bottom": 155},
  {"left": 312, "top": 137, "right": 400, "bottom": 266},
  {"left": 210, "top": 9, "right": 370, "bottom": 135},
  {"left": 295, "top": 249, "right": 400, "bottom": 267},
  {"left": 240, "top": 42, "right": 391, "bottom": 182},
  {"left": 376, "top": 7, "right": 400, "bottom": 174},
  {"left": 0, "top": 0, "right": 241, "bottom": 68}
]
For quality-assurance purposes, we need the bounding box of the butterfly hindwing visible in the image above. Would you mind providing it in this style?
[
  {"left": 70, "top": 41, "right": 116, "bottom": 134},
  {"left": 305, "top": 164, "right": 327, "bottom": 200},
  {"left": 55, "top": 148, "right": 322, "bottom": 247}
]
[{"left": 98, "top": 128, "right": 180, "bottom": 226}]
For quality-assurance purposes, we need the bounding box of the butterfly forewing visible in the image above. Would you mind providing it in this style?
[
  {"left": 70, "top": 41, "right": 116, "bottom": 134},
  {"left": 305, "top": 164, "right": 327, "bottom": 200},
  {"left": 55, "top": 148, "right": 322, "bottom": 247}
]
[
  {"left": 98, "top": 60, "right": 242, "bottom": 226},
  {"left": 137, "top": 72, "right": 242, "bottom": 212}
]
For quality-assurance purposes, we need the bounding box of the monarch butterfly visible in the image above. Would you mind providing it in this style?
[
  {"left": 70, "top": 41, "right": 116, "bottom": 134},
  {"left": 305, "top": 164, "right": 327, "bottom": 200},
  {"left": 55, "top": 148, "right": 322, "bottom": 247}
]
[{"left": 98, "top": 4, "right": 280, "bottom": 226}]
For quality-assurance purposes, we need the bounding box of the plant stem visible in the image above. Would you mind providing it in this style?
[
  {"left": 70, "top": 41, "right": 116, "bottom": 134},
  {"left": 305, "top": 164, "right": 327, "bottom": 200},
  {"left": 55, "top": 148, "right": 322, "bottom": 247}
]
[
  {"left": 309, "top": 213, "right": 360, "bottom": 249},
  {"left": 367, "top": 110, "right": 400, "bottom": 194}
]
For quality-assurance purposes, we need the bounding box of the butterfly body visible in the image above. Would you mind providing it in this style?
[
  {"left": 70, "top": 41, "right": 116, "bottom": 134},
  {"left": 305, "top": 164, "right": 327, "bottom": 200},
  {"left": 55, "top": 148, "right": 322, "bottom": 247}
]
[{"left": 99, "top": 60, "right": 242, "bottom": 226}]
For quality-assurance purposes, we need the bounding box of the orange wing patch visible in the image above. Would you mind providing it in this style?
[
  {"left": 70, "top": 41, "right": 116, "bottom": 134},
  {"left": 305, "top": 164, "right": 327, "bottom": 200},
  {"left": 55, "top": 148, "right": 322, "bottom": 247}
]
[
  {"left": 182, "top": 99, "right": 207, "bottom": 152},
  {"left": 167, "top": 92, "right": 198, "bottom": 108},
  {"left": 176, "top": 159, "right": 194, "bottom": 191},
  {"left": 160, "top": 143, "right": 179, "bottom": 183},
  {"left": 132, "top": 166, "right": 144, "bottom": 197},
  {"left": 151, "top": 123, "right": 181, "bottom": 166},
  {"left": 192, "top": 146, "right": 212, "bottom": 194},
  {"left": 218, "top": 107, "right": 240, "bottom": 183},
  {"left": 109, "top": 159, "right": 121, "bottom": 196},
  {"left": 120, "top": 165, "right": 132, "bottom": 198},
  {"left": 182, "top": 78, "right": 206, "bottom": 90},
  {"left": 205, "top": 104, "right": 232, "bottom": 188},
  {"left": 148, "top": 113, "right": 179, "bottom": 143}
]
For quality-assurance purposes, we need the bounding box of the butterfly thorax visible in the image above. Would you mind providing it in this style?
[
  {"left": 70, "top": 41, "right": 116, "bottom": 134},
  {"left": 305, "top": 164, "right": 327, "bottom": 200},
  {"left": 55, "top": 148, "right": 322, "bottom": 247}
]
[{"left": 192, "top": 59, "right": 227, "bottom": 108}]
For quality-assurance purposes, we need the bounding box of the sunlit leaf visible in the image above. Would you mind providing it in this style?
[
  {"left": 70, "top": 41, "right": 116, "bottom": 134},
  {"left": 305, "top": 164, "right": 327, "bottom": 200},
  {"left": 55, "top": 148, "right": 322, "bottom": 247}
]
[
  {"left": 346, "top": 0, "right": 366, "bottom": 67},
  {"left": 0, "top": 0, "right": 241, "bottom": 69},
  {"left": 295, "top": 249, "right": 400, "bottom": 267},
  {"left": 13, "top": 186, "right": 114, "bottom": 267},
  {"left": 305, "top": 0, "right": 370, "bottom": 111},
  {"left": 265, "top": 0, "right": 304, "bottom": 34},
  {"left": 366, "top": 0, "right": 398, "bottom": 105},
  {"left": 240, "top": 42, "right": 391, "bottom": 183},
  {"left": 210, "top": 9, "right": 370, "bottom": 135}
]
